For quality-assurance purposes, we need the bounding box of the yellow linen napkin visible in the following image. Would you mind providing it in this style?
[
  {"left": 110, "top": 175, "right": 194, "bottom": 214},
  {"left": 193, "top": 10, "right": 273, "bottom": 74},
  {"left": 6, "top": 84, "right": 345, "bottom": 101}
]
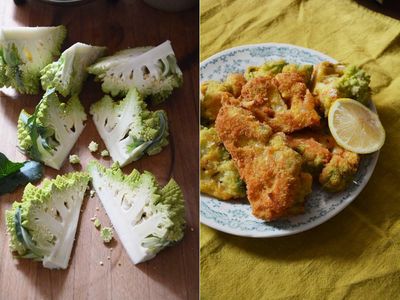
[{"left": 200, "top": 0, "right": 400, "bottom": 298}]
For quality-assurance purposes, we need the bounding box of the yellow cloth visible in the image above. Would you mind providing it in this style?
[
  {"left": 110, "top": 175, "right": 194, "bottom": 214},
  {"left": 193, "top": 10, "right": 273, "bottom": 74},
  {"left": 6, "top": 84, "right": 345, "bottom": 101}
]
[{"left": 200, "top": 0, "right": 400, "bottom": 299}]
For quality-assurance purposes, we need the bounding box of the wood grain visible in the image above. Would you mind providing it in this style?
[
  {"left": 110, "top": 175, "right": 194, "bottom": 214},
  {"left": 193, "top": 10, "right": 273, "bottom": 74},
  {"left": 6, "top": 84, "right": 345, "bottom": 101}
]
[{"left": 0, "top": 1, "right": 199, "bottom": 299}]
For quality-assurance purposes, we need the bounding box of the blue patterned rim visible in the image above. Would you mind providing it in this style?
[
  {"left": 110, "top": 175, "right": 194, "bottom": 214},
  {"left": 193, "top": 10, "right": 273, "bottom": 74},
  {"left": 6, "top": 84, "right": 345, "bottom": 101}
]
[{"left": 200, "top": 43, "right": 379, "bottom": 238}]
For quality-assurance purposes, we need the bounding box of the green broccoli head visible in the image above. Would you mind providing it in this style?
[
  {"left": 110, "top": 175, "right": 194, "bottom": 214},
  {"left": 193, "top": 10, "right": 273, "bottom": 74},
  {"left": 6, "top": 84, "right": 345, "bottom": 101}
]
[
  {"left": 87, "top": 40, "right": 183, "bottom": 104},
  {"left": 5, "top": 172, "right": 90, "bottom": 269},
  {"left": 336, "top": 65, "right": 371, "bottom": 104},
  {"left": 312, "top": 62, "right": 371, "bottom": 115},
  {"left": 0, "top": 25, "right": 66, "bottom": 94},
  {"left": 100, "top": 227, "right": 113, "bottom": 243},
  {"left": 17, "top": 88, "right": 87, "bottom": 170},
  {"left": 87, "top": 161, "right": 185, "bottom": 264},
  {"left": 90, "top": 88, "right": 169, "bottom": 167},
  {"left": 40, "top": 42, "right": 106, "bottom": 97}
]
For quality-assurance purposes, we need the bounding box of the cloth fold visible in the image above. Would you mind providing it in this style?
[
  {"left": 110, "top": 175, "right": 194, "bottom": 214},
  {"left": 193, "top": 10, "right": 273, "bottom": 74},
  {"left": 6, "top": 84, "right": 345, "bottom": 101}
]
[{"left": 200, "top": 0, "right": 400, "bottom": 298}]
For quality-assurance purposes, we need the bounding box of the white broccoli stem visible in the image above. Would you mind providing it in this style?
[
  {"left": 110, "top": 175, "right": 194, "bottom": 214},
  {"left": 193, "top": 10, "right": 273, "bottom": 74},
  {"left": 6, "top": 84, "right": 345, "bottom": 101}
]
[
  {"left": 90, "top": 168, "right": 157, "bottom": 264},
  {"left": 40, "top": 97, "right": 86, "bottom": 170},
  {"left": 91, "top": 93, "right": 144, "bottom": 167},
  {"left": 42, "top": 181, "right": 87, "bottom": 269}
]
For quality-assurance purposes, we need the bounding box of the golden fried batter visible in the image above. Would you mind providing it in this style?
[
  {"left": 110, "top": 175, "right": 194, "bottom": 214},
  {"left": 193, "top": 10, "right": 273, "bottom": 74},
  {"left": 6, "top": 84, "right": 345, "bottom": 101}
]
[
  {"left": 201, "top": 81, "right": 232, "bottom": 123},
  {"left": 215, "top": 105, "right": 312, "bottom": 221},
  {"left": 319, "top": 146, "right": 360, "bottom": 192},
  {"left": 288, "top": 130, "right": 360, "bottom": 192},
  {"left": 200, "top": 127, "right": 246, "bottom": 200},
  {"left": 239, "top": 72, "right": 320, "bottom": 133}
]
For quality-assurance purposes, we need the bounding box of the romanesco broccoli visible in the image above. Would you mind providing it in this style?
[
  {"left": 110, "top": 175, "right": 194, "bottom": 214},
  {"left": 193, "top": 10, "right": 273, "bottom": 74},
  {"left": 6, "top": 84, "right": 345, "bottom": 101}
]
[
  {"left": 40, "top": 42, "right": 106, "bottom": 97},
  {"left": 90, "top": 88, "right": 168, "bottom": 167},
  {"left": 17, "top": 88, "right": 87, "bottom": 170},
  {"left": 100, "top": 149, "right": 109, "bottom": 157},
  {"left": 5, "top": 172, "right": 90, "bottom": 269},
  {"left": 69, "top": 154, "right": 80, "bottom": 165},
  {"left": 312, "top": 62, "right": 371, "bottom": 115},
  {"left": 87, "top": 40, "right": 183, "bottom": 104},
  {"left": 87, "top": 161, "right": 185, "bottom": 264},
  {"left": 93, "top": 218, "right": 101, "bottom": 228},
  {"left": 0, "top": 25, "right": 66, "bottom": 94},
  {"left": 100, "top": 227, "right": 113, "bottom": 243},
  {"left": 88, "top": 141, "right": 99, "bottom": 153}
]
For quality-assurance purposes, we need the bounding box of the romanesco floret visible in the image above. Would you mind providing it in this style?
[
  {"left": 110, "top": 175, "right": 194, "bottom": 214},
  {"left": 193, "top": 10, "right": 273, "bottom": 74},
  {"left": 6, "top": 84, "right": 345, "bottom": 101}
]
[
  {"left": 87, "top": 161, "right": 185, "bottom": 264},
  {"left": 87, "top": 40, "right": 183, "bottom": 104},
  {"left": 88, "top": 141, "right": 99, "bottom": 153},
  {"left": 90, "top": 88, "right": 169, "bottom": 167},
  {"left": 100, "top": 227, "right": 113, "bottom": 243},
  {"left": 40, "top": 42, "right": 106, "bottom": 97},
  {"left": 100, "top": 149, "right": 109, "bottom": 157},
  {"left": 69, "top": 154, "right": 80, "bottom": 164},
  {"left": 93, "top": 218, "right": 101, "bottom": 228},
  {"left": 312, "top": 62, "right": 371, "bottom": 115},
  {"left": 0, "top": 25, "right": 66, "bottom": 94},
  {"left": 5, "top": 172, "right": 90, "bottom": 269},
  {"left": 17, "top": 88, "right": 87, "bottom": 170}
]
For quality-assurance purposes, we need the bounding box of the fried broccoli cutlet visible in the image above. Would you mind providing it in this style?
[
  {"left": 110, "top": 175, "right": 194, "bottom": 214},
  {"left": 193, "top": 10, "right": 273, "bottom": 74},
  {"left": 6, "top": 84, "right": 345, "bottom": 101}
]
[
  {"left": 201, "top": 81, "right": 232, "bottom": 124},
  {"left": 224, "top": 73, "right": 247, "bottom": 97},
  {"left": 245, "top": 59, "right": 288, "bottom": 80},
  {"left": 287, "top": 133, "right": 332, "bottom": 173},
  {"left": 200, "top": 126, "right": 245, "bottom": 200},
  {"left": 282, "top": 64, "right": 313, "bottom": 85},
  {"left": 319, "top": 146, "right": 360, "bottom": 192},
  {"left": 288, "top": 130, "right": 360, "bottom": 192},
  {"left": 201, "top": 74, "right": 248, "bottom": 125},
  {"left": 311, "top": 62, "right": 371, "bottom": 115},
  {"left": 215, "top": 105, "right": 312, "bottom": 221},
  {"left": 238, "top": 72, "right": 320, "bottom": 133}
]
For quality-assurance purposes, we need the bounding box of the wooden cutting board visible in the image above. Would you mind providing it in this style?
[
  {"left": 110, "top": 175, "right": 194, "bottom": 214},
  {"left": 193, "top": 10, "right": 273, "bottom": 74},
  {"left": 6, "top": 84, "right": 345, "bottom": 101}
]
[{"left": 0, "top": 1, "right": 199, "bottom": 299}]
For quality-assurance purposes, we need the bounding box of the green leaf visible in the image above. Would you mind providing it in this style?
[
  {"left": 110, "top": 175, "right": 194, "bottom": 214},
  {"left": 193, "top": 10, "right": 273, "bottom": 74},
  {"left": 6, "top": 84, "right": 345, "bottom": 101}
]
[
  {"left": 0, "top": 161, "right": 44, "bottom": 196},
  {"left": 0, "top": 152, "right": 24, "bottom": 180},
  {"left": 14, "top": 207, "right": 43, "bottom": 260}
]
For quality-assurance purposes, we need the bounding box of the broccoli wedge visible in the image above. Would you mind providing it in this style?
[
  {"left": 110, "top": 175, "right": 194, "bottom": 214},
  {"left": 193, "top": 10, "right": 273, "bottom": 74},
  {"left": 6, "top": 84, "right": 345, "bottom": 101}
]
[
  {"left": 87, "top": 161, "right": 185, "bottom": 264},
  {"left": 17, "top": 88, "right": 87, "bottom": 170},
  {"left": 90, "top": 88, "right": 168, "bottom": 167},
  {"left": 41, "top": 42, "right": 106, "bottom": 97},
  {"left": 87, "top": 40, "right": 183, "bottom": 104},
  {"left": 5, "top": 172, "right": 90, "bottom": 269},
  {"left": 0, "top": 25, "right": 66, "bottom": 94},
  {"left": 312, "top": 62, "right": 371, "bottom": 115}
]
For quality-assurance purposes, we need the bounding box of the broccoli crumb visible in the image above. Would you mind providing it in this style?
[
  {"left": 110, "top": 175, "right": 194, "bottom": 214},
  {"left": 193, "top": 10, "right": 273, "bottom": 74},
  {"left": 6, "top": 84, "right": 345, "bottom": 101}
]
[
  {"left": 69, "top": 154, "right": 81, "bottom": 164},
  {"left": 93, "top": 218, "right": 101, "bottom": 229},
  {"left": 100, "top": 149, "right": 109, "bottom": 157},
  {"left": 95, "top": 207, "right": 99, "bottom": 211},
  {"left": 99, "top": 261, "right": 103, "bottom": 266},
  {"left": 100, "top": 227, "right": 113, "bottom": 243},
  {"left": 88, "top": 141, "right": 99, "bottom": 153},
  {"left": 90, "top": 190, "right": 96, "bottom": 198}
]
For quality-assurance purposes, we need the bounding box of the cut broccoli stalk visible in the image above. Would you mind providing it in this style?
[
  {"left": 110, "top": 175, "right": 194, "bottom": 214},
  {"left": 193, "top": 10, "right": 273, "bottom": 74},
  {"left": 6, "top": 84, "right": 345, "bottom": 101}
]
[
  {"left": 5, "top": 172, "right": 90, "bottom": 269},
  {"left": 0, "top": 25, "right": 66, "bottom": 94},
  {"left": 90, "top": 88, "right": 169, "bottom": 167},
  {"left": 87, "top": 40, "right": 183, "bottom": 104},
  {"left": 17, "top": 88, "right": 87, "bottom": 170},
  {"left": 87, "top": 161, "right": 185, "bottom": 264},
  {"left": 40, "top": 42, "right": 106, "bottom": 97}
]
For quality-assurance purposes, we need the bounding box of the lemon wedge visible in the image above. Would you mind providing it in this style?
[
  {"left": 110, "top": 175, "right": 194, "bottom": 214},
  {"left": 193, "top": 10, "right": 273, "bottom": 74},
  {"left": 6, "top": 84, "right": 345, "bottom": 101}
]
[{"left": 328, "top": 98, "right": 385, "bottom": 154}]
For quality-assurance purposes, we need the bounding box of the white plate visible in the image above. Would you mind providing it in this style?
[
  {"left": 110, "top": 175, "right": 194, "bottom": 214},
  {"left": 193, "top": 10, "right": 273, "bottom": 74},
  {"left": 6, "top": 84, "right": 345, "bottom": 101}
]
[{"left": 200, "top": 43, "right": 379, "bottom": 238}]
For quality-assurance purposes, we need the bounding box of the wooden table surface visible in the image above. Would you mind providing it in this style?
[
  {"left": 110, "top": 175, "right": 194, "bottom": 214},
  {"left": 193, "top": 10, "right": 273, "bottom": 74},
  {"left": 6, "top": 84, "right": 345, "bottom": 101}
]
[{"left": 0, "top": 1, "right": 199, "bottom": 299}]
